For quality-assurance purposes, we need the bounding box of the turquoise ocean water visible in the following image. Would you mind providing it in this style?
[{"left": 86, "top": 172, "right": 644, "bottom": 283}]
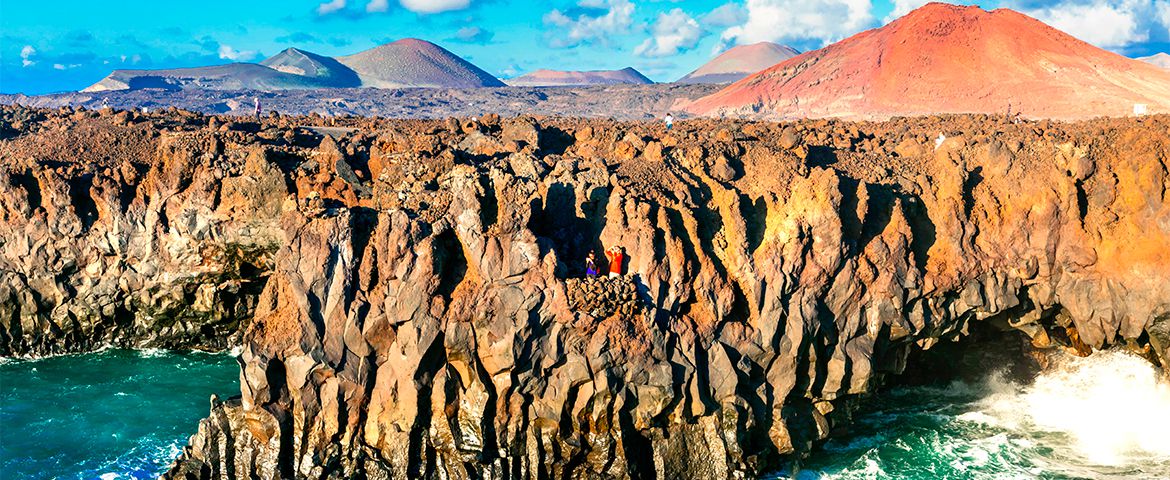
[
  {"left": 795, "top": 351, "right": 1170, "bottom": 479},
  {"left": 0, "top": 349, "right": 239, "bottom": 480},
  {"left": 1, "top": 349, "right": 1167, "bottom": 480}
]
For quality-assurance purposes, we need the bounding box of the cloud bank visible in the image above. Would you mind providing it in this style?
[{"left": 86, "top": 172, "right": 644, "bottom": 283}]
[
  {"left": 719, "top": 0, "right": 875, "bottom": 51},
  {"left": 544, "top": 0, "right": 636, "bottom": 48},
  {"left": 635, "top": 8, "right": 703, "bottom": 57}
]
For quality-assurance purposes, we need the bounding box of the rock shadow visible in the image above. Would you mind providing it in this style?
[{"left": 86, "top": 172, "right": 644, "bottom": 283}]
[
  {"left": 10, "top": 170, "right": 42, "bottom": 212},
  {"left": 538, "top": 126, "right": 575, "bottom": 157},
  {"left": 431, "top": 228, "right": 469, "bottom": 302},
  {"left": 962, "top": 166, "right": 984, "bottom": 218},
  {"left": 836, "top": 178, "right": 937, "bottom": 270},
  {"left": 528, "top": 183, "right": 610, "bottom": 277},
  {"left": 805, "top": 145, "right": 838, "bottom": 168}
]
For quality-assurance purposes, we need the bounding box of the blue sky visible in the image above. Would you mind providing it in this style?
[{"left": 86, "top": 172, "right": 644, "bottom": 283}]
[{"left": 2, "top": 0, "right": 1168, "bottom": 94}]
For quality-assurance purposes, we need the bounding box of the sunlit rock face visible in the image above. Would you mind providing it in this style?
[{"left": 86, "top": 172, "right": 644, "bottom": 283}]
[
  {"left": 2, "top": 106, "right": 1168, "bottom": 478},
  {"left": 0, "top": 109, "right": 284, "bottom": 355},
  {"left": 166, "top": 111, "right": 1170, "bottom": 478}
]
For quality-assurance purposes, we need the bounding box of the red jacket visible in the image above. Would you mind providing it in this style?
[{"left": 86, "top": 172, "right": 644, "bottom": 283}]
[{"left": 605, "top": 251, "right": 624, "bottom": 274}]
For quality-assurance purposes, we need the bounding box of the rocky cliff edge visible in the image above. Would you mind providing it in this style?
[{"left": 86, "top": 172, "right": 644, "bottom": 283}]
[{"left": 1, "top": 106, "right": 1167, "bottom": 477}]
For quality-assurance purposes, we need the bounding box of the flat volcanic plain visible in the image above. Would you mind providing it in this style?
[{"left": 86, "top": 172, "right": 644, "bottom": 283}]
[{"left": 0, "top": 83, "right": 722, "bottom": 120}]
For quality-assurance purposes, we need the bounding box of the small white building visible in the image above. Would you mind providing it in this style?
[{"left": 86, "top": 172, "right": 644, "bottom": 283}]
[{"left": 1134, "top": 103, "right": 1149, "bottom": 116}]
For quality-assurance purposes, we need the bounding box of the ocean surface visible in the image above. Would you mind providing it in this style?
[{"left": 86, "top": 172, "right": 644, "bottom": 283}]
[
  {"left": 0, "top": 349, "right": 239, "bottom": 480},
  {"left": 2, "top": 349, "right": 1168, "bottom": 480},
  {"left": 794, "top": 350, "right": 1170, "bottom": 479}
]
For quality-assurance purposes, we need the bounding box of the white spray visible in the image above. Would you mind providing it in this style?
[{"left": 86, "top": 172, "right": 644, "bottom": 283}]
[{"left": 972, "top": 350, "right": 1170, "bottom": 470}]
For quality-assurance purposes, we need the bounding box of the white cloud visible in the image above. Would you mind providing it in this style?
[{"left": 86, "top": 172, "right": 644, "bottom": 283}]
[
  {"left": 719, "top": 0, "right": 874, "bottom": 49},
  {"left": 543, "top": 0, "right": 636, "bottom": 48},
  {"left": 21, "top": 45, "right": 36, "bottom": 67},
  {"left": 703, "top": 3, "right": 748, "bottom": 27},
  {"left": 316, "top": 0, "right": 346, "bottom": 15},
  {"left": 217, "top": 45, "right": 258, "bottom": 61},
  {"left": 452, "top": 26, "right": 493, "bottom": 43},
  {"left": 399, "top": 0, "right": 470, "bottom": 13},
  {"left": 1013, "top": 0, "right": 1170, "bottom": 49},
  {"left": 884, "top": 0, "right": 933, "bottom": 22},
  {"left": 52, "top": 63, "right": 81, "bottom": 70},
  {"left": 635, "top": 8, "right": 704, "bottom": 57},
  {"left": 366, "top": 0, "right": 389, "bottom": 12},
  {"left": 499, "top": 64, "right": 522, "bottom": 77}
]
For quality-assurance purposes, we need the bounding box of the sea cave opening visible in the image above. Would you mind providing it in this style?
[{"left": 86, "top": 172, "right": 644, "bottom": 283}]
[{"left": 791, "top": 318, "right": 1170, "bottom": 479}]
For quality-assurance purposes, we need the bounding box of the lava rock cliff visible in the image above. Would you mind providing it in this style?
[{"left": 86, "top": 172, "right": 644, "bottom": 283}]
[{"left": 1, "top": 106, "right": 1167, "bottom": 477}]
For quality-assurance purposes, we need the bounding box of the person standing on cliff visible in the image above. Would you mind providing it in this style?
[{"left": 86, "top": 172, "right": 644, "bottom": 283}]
[
  {"left": 585, "top": 252, "right": 599, "bottom": 277},
  {"left": 605, "top": 246, "right": 624, "bottom": 278},
  {"left": 253, "top": 97, "right": 261, "bottom": 121},
  {"left": 664, "top": 113, "right": 674, "bottom": 131}
]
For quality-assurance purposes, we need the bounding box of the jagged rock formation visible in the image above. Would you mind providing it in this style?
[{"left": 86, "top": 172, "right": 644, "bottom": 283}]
[
  {"left": 2, "top": 106, "right": 1168, "bottom": 477},
  {"left": 0, "top": 107, "right": 290, "bottom": 355},
  {"left": 164, "top": 112, "right": 1167, "bottom": 478}
]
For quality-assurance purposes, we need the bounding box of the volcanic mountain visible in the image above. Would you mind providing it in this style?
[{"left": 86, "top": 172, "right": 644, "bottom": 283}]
[
  {"left": 506, "top": 67, "right": 653, "bottom": 86},
  {"left": 260, "top": 48, "right": 360, "bottom": 87},
  {"left": 1139, "top": 53, "right": 1170, "bottom": 69},
  {"left": 82, "top": 63, "right": 334, "bottom": 92},
  {"left": 676, "top": 42, "right": 799, "bottom": 84},
  {"left": 685, "top": 3, "right": 1170, "bottom": 119},
  {"left": 82, "top": 39, "right": 500, "bottom": 92},
  {"left": 336, "top": 38, "right": 504, "bottom": 88}
]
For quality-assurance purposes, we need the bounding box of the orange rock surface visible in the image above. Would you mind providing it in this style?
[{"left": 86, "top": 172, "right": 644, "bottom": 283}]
[{"left": 686, "top": 3, "right": 1170, "bottom": 120}]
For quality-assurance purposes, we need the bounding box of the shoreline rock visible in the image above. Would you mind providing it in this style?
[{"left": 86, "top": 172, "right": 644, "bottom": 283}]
[{"left": 2, "top": 106, "right": 1167, "bottom": 477}]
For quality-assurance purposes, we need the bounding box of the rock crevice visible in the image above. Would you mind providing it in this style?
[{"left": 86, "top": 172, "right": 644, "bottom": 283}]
[{"left": 2, "top": 106, "right": 1167, "bottom": 478}]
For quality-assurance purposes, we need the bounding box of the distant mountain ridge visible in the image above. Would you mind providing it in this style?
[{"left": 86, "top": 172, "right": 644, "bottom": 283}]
[
  {"left": 83, "top": 38, "right": 502, "bottom": 92},
  {"left": 676, "top": 42, "right": 799, "bottom": 84},
  {"left": 82, "top": 63, "right": 332, "bottom": 92},
  {"left": 1138, "top": 53, "right": 1170, "bottom": 69},
  {"left": 507, "top": 67, "right": 653, "bottom": 86}
]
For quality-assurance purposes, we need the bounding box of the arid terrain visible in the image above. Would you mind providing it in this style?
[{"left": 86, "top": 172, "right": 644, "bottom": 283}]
[
  {"left": 2, "top": 105, "right": 1167, "bottom": 478},
  {"left": 0, "top": 83, "right": 720, "bottom": 120}
]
